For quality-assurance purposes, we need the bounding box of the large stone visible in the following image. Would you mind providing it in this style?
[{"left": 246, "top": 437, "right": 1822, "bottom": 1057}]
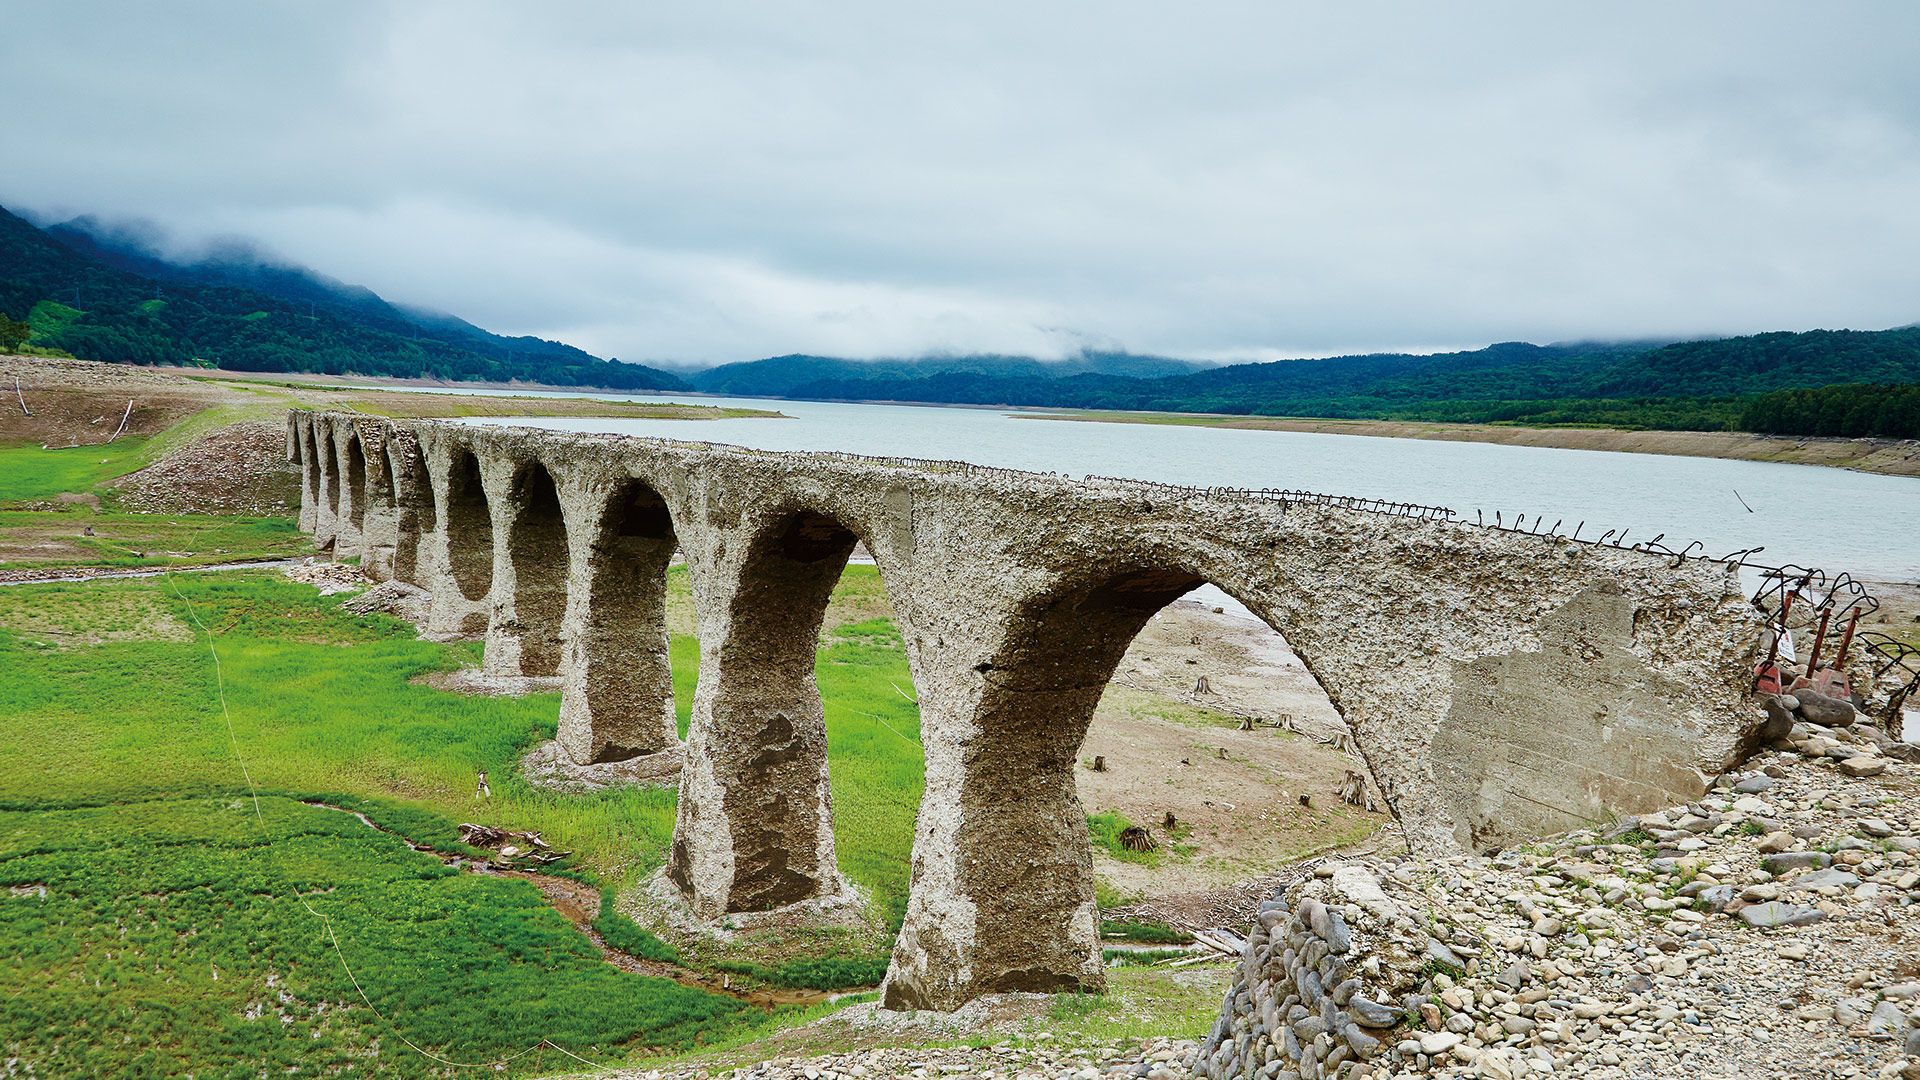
[
  {"left": 1794, "top": 689, "right": 1858, "bottom": 727},
  {"left": 1738, "top": 901, "right": 1826, "bottom": 928},
  {"left": 1839, "top": 757, "right": 1888, "bottom": 778},
  {"left": 1762, "top": 852, "right": 1833, "bottom": 874},
  {"left": 1346, "top": 995, "right": 1401, "bottom": 1028},
  {"left": 1785, "top": 869, "right": 1860, "bottom": 891}
]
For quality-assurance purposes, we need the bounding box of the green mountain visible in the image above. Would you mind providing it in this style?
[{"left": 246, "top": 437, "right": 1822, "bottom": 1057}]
[
  {"left": 686, "top": 351, "right": 1205, "bottom": 396},
  {"left": 0, "top": 206, "right": 687, "bottom": 391},
  {"left": 741, "top": 330, "right": 1920, "bottom": 435}
]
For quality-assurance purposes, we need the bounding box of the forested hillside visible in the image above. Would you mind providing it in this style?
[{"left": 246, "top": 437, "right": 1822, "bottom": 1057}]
[
  {"left": 727, "top": 332, "right": 1920, "bottom": 436},
  {"left": 0, "top": 206, "right": 687, "bottom": 390}
]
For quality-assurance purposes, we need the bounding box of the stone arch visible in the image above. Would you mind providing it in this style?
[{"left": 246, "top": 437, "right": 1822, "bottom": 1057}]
[
  {"left": 884, "top": 558, "right": 1364, "bottom": 1011},
  {"left": 492, "top": 459, "right": 570, "bottom": 677},
  {"left": 668, "top": 507, "right": 866, "bottom": 917},
  {"left": 557, "top": 478, "right": 681, "bottom": 764},
  {"left": 442, "top": 447, "right": 494, "bottom": 607},
  {"left": 343, "top": 432, "right": 368, "bottom": 535}
]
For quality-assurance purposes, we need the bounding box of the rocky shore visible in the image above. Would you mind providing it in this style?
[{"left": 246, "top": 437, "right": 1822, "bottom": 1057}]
[
  {"left": 630, "top": 702, "right": 1920, "bottom": 1080},
  {"left": 1193, "top": 710, "right": 1920, "bottom": 1080}
]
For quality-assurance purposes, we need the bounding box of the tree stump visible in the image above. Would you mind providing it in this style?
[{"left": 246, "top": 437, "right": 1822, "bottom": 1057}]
[
  {"left": 1091, "top": 755, "right": 1107, "bottom": 772},
  {"left": 1193, "top": 675, "right": 1213, "bottom": 695},
  {"left": 1163, "top": 811, "right": 1177, "bottom": 832},
  {"left": 1337, "top": 768, "right": 1382, "bottom": 812},
  {"left": 1119, "top": 825, "right": 1157, "bottom": 852}
]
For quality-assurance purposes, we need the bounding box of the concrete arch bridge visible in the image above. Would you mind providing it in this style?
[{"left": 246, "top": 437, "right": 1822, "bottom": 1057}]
[{"left": 288, "top": 411, "right": 1760, "bottom": 1011}]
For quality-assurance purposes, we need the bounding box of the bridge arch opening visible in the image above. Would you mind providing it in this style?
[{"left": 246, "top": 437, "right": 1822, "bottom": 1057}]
[
  {"left": 320, "top": 428, "right": 341, "bottom": 522},
  {"left": 343, "top": 433, "right": 368, "bottom": 534},
  {"left": 670, "top": 508, "right": 924, "bottom": 927},
  {"left": 442, "top": 448, "right": 493, "bottom": 605},
  {"left": 298, "top": 421, "right": 321, "bottom": 525},
  {"left": 896, "top": 563, "right": 1375, "bottom": 1008},
  {"left": 558, "top": 478, "right": 681, "bottom": 764},
  {"left": 502, "top": 461, "right": 569, "bottom": 676}
]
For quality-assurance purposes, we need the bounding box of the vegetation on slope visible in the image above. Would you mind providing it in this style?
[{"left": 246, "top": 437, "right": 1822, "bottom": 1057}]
[{"left": 0, "top": 205, "right": 687, "bottom": 390}]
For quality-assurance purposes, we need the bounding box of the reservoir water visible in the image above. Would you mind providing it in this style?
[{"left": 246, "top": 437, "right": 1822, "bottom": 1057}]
[{"left": 425, "top": 390, "right": 1919, "bottom": 582}]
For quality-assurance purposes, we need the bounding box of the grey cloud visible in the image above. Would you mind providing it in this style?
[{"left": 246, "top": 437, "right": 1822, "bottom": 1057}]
[{"left": 3, "top": 2, "right": 1918, "bottom": 364}]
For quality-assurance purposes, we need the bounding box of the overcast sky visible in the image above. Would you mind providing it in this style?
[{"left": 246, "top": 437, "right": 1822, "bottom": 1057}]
[{"left": 4, "top": 3, "right": 1918, "bottom": 366}]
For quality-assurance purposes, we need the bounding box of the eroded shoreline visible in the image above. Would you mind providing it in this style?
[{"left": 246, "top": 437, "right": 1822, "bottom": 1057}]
[{"left": 1018, "top": 410, "right": 1920, "bottom": 479}]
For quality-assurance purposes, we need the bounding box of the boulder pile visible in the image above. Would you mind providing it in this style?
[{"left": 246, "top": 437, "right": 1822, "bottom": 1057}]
[{"left": 1193, "top": 712, "right": 1920, "bottom": 1080}]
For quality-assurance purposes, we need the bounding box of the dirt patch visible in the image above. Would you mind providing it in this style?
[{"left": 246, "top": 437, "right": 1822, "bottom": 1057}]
[
  {"left": 412, "top": 667, "right": 564, "bottom": 696},
  {"left": 0, "top": 355, "right": 236, "bottom": 447},
  {"left": 519, "top": 739, "right": 684, "bottom": 793},
  {"left": 110, "top": 419, "right": 301, "bottom": 516},
  {"left": 1076, "top": 598, "right": 1388, "bottom": 901},
  {"left": 0, "top": 583, "right": 193, "bottom": 646}
]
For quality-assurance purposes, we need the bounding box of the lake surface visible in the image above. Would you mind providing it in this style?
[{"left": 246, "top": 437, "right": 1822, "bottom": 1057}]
[{"left": 428, "top": 389, "right": 1920, "bottom": 582}]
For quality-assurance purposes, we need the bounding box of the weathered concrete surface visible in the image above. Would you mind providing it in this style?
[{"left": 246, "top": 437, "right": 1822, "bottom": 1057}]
[{"left": 291, "top": 410, "right": 1762, "bottom": 1011}]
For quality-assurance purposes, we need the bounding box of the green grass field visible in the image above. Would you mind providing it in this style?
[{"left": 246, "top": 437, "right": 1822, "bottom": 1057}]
[
  {"left": 0, "top": 437, "right": 154, "bottom": 501},
  {"left": 0, "top": 560, "right": 935, "bottom": 1075},
  {"left": 0, "top": 797, "right": 748, "bottom": 1078}
]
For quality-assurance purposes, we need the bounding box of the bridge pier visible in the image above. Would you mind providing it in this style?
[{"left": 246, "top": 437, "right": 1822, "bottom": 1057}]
[
  {"left": 667, "top": 509, "right": 858, "bottom": 917},
  {"left": 556, "top": 478, "right": 681, "bottom": 764},
  {"left": 385, "top": 435, "right": 431, "bottom": 586}
]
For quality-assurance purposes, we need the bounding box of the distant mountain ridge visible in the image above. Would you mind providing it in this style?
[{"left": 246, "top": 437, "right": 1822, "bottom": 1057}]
[
  {"left": 0, "top": 206, "right": 688, "bottom": 390},
  {"left": 686, "top": 351, "right": 1206, "bottom": 396},
  {"left": 707, "top": 331, "right": 1920, "bottom": 426}
]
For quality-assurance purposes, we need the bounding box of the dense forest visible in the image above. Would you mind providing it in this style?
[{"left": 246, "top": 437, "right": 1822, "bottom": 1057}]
[
  {"left": 1740, "top": 383, "right": 1920, "bottom": 439},
  {"left": 0, "top": 206, "right": 688, "bottom": 391}
]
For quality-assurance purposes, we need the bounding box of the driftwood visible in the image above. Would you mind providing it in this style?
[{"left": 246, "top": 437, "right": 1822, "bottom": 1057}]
[
  {"left": 106, "top": 399, "right": 133, "bottom": 443},
  {"left": 458, "top": 822, "right": 568, "bottom": 864},
  {"left": 13, "top": 377, "right": 27, "bottom": 417},
  {"left": 1192, "top": 928, "right": 1248, "bottom": 956},
  {"left": 1119, "top": 825, "right": 1157, "bottom": 852}
]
